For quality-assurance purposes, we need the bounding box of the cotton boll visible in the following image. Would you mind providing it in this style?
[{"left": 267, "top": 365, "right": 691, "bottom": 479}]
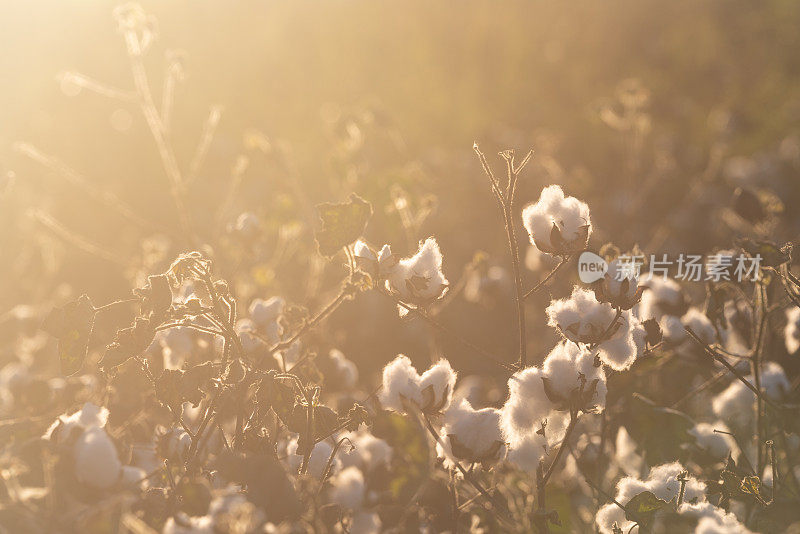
[
  {"left": 158, "top": 327, "right": 193, "bottom": 370},
  {"left": 522, "top": 185, "right": 591, "bottom": 254},
  {"left": 501, "top": 367, "right": 551, "bottom": 444},
  {"left": 647, "top": 462, "right": 705, "bottom": 503},
  {"left": 594, "top": 258, "right": 643, "bottom": 310},
  {"left": 546, "top": 287, "right": 618, "bottom": 345},
  {"left": 329, "top": 349, "right": 359, "bottom": 389},
  {"left": 678, "top": 502, "right": 753, "bottom": 534},
  {"left": 615, "top": 426, "right": 644, "bottom": 477},
  {"left": 354, "top": 241, "right": 398, "bottom": 280},
  {"left": 682, "top": 308, "right": 717, "bottom": 345},
  {"left": 689, "top": 422, "right": 736, "bottom": 461},
  {"left": 712, "top": 362, "right": 789, "bottom": 429},
  {"left": 541, "top": 342, "right": 607, "bottom": 410},
  {"left": 660, "top": 314, "right": 687, "bottom": 344},
  {"left": 418, "top": 359, "right": 457, "bottom": 412},
  {"left": 379, "top": 355, "right": 423, "bottom": 413},
  {"left": 286, "top": 438, "right": 338, "bottom": 479},
  {"left": 235, "top": 319, "right": 261, "bottom": 354},
  {"left": 785, "top": 307, "right": 800, "bottom": 354},
  {"left": 439, "top": 399, "right": 504, "bottom": 465},
  {"left": 543, "top": 410, "right": 572, "bottom": 448},
  {"left": 340, "top": 430, "right": 392, "bottom": 470},
  {"left": 596, "top": 462, "right": 705, "bottom": 534},
  {"left": 74, "top": 427, "right": 123, "bottom": 489},
  {"left": 379, "top": 355, "right": 456, "bottom": 414},
  {"left": 354, "top": 240, "right": 377, "bottom": 262},
  {"left": 44, "top": 402, "right": 109, "bottom": 445},
  {"left": 329, "top": 466, "right": 366, "bottom": 509},
  {"left": 119, "top": 465, "right": 146, "bottom": 488},
  {"left": 385, "top": 237, "right": 448, "bottom": 305},
  {"left": 637, "top": 277, "right": 686, "bottom": 322},
  {"left": 159, "top": 427, "right": 192, "bottom": 463},
  {"left": 596, "top": 318, "right": 640, "bottom": 371},
  {"left": 249, "top": 296, "right": 285, "bottom": 343}
]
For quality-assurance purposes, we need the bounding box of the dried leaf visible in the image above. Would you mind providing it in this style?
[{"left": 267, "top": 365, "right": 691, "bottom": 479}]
[
  {"left": 315, "top": 194, "right": 373, "bottom": 257},
  {"left": 42, "top": 294, "right": 95, "bottom": 376}
]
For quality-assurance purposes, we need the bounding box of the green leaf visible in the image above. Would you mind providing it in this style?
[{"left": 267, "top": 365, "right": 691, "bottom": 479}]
[
  {"left": 41, "top": 294, "right": 95, "bottom": 376},
  {"left": 624, "top": 491, "right": 672, "bottom": 528},
  {"left": 314, "top": 193, "right": 373, "bottom": 257}
]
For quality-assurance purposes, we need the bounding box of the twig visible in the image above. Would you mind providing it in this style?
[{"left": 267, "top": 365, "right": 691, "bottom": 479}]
[
  {"left": 473, "top": 144, "right": 533, "bottom": 367},
  {"left": 684, "top": 327, "right": 782, "bottom": 412},
  {"left": 523, "top": 255, "right": 570, "bottom": 300}
]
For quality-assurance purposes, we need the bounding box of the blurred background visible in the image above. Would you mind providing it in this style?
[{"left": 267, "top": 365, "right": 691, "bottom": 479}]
[{"left": 2, "top": 0, "right": 799, "bottom": 379}]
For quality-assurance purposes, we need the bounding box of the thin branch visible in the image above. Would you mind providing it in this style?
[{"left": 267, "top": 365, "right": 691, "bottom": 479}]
[
  {"left": 684, "top": 327, "right": 782, "bottom": 412},
  {"left": 523, "top": 255, "right": 570, "bottom": 300}
]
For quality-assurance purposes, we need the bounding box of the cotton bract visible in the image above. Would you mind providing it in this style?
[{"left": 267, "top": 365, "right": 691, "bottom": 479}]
[
  {"left": 522, "top": 185, "right": 591, "bottom": 254},
  {"left": 592, "top": 257, "right": 643, "bottom": 310}
]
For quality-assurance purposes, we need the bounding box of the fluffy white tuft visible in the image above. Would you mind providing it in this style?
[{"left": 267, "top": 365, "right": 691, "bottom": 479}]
[
  {"left": 637, "top": 277, "right": 684, "bottom": 322},
  {"left": 500, "top": 366, "right": 550, "bottom": 445},
  {"left": 682, "top": 308, "right": 717, "bottom": 345},
  {"left": 329, "top": 349, "right": 359, "bottom": 389},
  {"left": 712, "top": 361, "right": 790, "bottom": 429},
  {"left": 521, "top": 185, "right": 591, "bottom": 253},
  {"left": 329, "top": 466, "right": 366, "bottom": 509},
  {"left": 541, "top": 341, "right": 607, "bottom": 409},
  {"left": 286, "top": 438, "right": 338, "bottom": 479},
  {"left": 689, "top": 421, "right": 737, "bottom": 461},
  {"left": 596, "top": 462, "right": 705, "bottom": 534},
  {"left": 378, "top": 355, "right": 456, "bottom": 414},
  {"left": 73, "top": 426, "right": 122, "bottom": 489},
  {"left": 679, "top": 502, "right": 753, "bottom": 533},
  {"left": 437, "top": 398, "right": 504, "bottom": 465}
]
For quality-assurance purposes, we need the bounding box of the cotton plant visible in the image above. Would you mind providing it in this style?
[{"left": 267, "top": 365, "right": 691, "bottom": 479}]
[
  {"left": 522, "top": 184, "right": 592, "bottom": 255},
  {"left": 500, "top": 342, "right": 607, "bottom": 471},
  {"left": 379, "top": 355, "right": 457, "bottom": 415},
  {"left": 595, "top": 462, "right": 707, "bottom": 534}
]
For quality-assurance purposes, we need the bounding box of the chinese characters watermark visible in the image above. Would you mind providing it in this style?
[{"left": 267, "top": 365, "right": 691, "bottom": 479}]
[{"left": 577, "top": 251, "right": 762, "bottom": 284}]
